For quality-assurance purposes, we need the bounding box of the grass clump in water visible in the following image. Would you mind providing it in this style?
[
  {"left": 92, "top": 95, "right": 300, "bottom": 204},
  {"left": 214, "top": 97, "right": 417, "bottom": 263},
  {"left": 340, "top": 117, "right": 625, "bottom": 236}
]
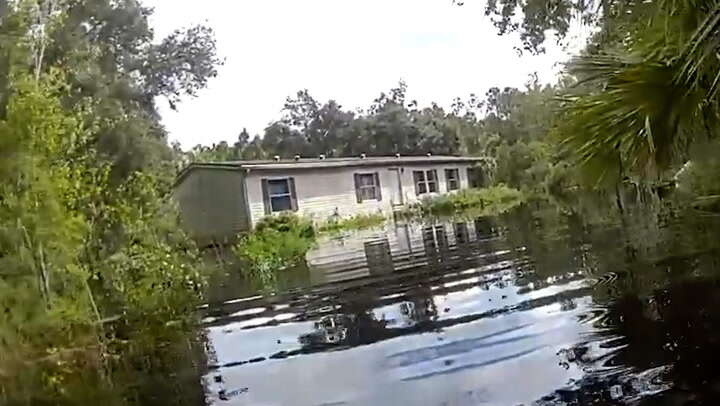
[
  {"left": 318, "top": 212, "right": 387, "bottom": 234},
  {"left": 233, "top": 213, "right": 316, "bottom": 280},
  {"left": 402, "top": 185, "right": 525, "bottom": 217}
]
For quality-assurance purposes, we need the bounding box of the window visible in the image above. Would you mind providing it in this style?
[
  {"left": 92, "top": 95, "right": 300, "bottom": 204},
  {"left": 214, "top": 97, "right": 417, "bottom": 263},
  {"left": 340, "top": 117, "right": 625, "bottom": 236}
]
[
  {"left": 413, "top": 171, "right": 426, "bottom": 194},
  {"left": 354, "top": 173, "right": 382, "bottom": 202},
  {"left": 413, "top": 170, "right": 438, "bottom": 195},
  {"left": 262, "top": 178, "right": 298, "bottom": 214},
  {"left": 427, "top": 170, "right": 438, "bottom": 193},
  {"left": 445, "top": 168, "right": 459, "bottom": 191}
]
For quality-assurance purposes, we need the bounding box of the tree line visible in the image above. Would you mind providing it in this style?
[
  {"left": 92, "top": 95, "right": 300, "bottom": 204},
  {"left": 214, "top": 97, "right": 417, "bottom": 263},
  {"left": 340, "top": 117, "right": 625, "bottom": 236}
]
[
  {"left": 193, "top": 0, "right": 720, "bottom": 204},
  {"left": 188, "top": 76, "right": 571, "bottom": 196}
]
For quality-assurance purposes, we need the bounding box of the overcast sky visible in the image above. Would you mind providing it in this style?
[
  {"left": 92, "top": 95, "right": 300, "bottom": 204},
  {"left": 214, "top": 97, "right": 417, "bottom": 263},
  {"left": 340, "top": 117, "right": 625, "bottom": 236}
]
[{"left": 145, "top": 0, "right": 586, "bottom": 149}]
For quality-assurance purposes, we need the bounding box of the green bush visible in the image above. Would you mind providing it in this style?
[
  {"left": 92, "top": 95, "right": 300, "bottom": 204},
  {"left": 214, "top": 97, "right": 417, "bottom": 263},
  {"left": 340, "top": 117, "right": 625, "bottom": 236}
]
[
  {"left": 234, "top": 214, "right": 316, "bottom": 282},
  {"left": 254, "top": 212, "right": 316, "bottom": 238}
]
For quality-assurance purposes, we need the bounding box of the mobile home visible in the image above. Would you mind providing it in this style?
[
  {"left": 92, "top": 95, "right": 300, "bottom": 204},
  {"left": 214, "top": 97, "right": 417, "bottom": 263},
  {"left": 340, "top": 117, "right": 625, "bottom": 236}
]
[{"left": 173, "top": 155, "right": 484, "bottom": 245}]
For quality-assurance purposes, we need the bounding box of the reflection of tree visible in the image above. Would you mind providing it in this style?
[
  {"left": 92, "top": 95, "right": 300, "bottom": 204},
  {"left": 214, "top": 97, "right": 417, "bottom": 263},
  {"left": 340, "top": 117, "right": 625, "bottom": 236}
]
[
  {"left": 488, "top": 201, "right": 720, "bottom": 404},
  {"left": 559, "top": 297, "right": 577, "bottom": 312},
  {"left": 114, "top": 329, "right": 210, "bottom": 405},
  {"left": 548, "top": 278, "right": 720, "bottom": 404},
  {"left": 298, "top": 291, "right": 390, "bottom": 349},
  {"left": 299, "top": 314, "right": 351, "bottom": 346},
  {"left": 399, "top": 286, "right": 438, "bottom": 326}
]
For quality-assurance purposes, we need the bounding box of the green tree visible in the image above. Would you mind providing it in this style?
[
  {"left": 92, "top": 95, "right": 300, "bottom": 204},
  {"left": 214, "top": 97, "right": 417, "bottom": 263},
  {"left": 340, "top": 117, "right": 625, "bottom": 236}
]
[
  {"left": 477, "top": 0, "right": 631, "bottom": 54},
  {"left": 0, "top": 1, "right": 215, "bottom": 403},
  {"left": 235, "top": 127, "right": 251, "bottom": 152},
  {"left": 43, "top": 0, "right": 222, "bottom": 180},
  {"left": 556, "top": 2, "right": 720, "bottom": 188}
]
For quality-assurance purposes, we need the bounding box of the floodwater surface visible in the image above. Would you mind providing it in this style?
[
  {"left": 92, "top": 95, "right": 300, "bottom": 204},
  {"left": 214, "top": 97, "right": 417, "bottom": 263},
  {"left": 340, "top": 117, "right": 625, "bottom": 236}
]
[{"left": 201, "top": 204, "right": 720, "bottom": 405}]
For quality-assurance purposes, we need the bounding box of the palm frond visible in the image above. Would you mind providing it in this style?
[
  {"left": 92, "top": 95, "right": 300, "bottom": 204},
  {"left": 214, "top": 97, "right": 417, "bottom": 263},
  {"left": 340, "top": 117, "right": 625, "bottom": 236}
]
[
  {"left": 676, "top": 3, "right": 720, "bottom": 97},
  {"left": 558, "top": 53, "right": 709, "bottom": 186}
]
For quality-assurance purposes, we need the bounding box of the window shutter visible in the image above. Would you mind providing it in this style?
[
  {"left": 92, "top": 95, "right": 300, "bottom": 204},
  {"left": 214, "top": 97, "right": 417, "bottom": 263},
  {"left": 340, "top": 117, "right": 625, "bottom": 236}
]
[
  {"left": 374, "top": 172, "right": 382, "bottom": 201},
  {"left": 261, "top": 179, "right": 271, "bottom": 215},
  {"left": 288, "top": 177, "right": 298, "bottom": 211},
  {"left": 445, "top": 169, "right": 450, "bottom": 191},
  {"left": 413, "top": 171, "right": 421, "bottom": 195},
  {"left": 354, "top": 173, "right": 362, "bottom": 203}
]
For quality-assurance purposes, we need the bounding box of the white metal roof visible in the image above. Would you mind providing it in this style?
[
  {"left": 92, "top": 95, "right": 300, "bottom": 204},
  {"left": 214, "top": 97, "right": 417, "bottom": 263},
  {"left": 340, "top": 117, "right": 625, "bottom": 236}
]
[{"left": 175, "top": 155, "right": 487, "bottom": 185}]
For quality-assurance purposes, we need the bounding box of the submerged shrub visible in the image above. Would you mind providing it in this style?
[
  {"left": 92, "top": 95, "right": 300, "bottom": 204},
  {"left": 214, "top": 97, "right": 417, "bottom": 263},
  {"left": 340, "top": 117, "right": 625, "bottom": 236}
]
[
  {"left": 234, "top": 214, "right": 316, "bottom": 281},
  {"left": 402, "top": 185, "right": 525, "bottom": 217},
  {"left": 318, "top": 212, "right": 387, "bottom": 234},
  {"left": 255, "top": 212, "right": 316, "bottom": 238}
]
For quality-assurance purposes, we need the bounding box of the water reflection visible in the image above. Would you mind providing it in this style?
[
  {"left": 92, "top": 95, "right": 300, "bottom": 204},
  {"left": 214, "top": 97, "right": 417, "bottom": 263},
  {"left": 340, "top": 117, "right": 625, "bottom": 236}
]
[{"left": 202, "top": 205, "right": 720, "bottom": 405}]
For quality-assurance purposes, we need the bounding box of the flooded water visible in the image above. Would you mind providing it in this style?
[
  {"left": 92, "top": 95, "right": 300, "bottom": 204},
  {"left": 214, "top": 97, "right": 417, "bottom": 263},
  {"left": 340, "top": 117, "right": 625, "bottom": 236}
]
[{"left": 201, "top": 204, "right": 720, "bottom": 405}]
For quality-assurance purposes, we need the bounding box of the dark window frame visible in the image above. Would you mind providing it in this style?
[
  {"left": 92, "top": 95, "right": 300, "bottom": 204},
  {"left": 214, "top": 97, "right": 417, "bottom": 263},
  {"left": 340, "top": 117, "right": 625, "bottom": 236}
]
[
  {"left": 262, "top": 177, "right": 298, "bottom": 214},
  {"left": 445, "top": 168, "right": 460, "bottom": 191},
  {"left": 354, "top": 172, "right": 382, "bottom": 203},
  {"left": 414, "top": 169, "right": 438, "bottom": 195}
]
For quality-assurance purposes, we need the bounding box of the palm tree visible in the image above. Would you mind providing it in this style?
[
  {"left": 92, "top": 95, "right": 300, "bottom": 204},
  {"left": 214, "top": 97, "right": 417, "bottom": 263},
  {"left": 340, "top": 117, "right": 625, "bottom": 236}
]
[{"left": 557, "top": 1, "right": 720, "bottom": 188}]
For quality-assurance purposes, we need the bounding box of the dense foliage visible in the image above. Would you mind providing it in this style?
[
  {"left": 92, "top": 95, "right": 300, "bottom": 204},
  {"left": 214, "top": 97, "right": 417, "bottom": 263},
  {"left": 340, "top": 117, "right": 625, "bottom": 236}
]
[
  {"left": 6, "top": 0, "right": 720, "bottom": 402},
  {"left": 0, "top": 1, "right": 220, "bottom": 404},
  {"left": 555, "top": 2, "right": 720, "bottom": 190},
  {"left": 472, "top": 0, "right": 720, "bottom": 204}
]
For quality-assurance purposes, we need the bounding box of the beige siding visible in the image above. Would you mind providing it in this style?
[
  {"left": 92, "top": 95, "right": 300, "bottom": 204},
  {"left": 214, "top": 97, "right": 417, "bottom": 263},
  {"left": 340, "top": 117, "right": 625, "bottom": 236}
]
[
  {"left": 246, "top": 162, "right": 475, "bottom": 227},
  {"left": 246, "top": 167, "right": 393, "bottom": 226},
  {"left": 398, "top": 164, "right": 471, "bottom": 205},
  {"left": 174, "top": 168, "right": 249, "bottom": 245}
]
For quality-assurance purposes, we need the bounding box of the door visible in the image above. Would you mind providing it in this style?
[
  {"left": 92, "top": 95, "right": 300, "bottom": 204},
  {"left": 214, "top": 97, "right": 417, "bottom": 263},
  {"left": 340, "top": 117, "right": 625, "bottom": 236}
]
[{"left": 388, "top": 168, "right": 404, "bottom": 206}]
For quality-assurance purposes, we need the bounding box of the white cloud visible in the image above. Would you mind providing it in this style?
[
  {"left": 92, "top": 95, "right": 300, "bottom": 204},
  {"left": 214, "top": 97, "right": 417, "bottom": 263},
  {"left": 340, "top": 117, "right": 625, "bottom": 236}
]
[{"left": 145, "top": 0, "right": 584, "bottom": 149}]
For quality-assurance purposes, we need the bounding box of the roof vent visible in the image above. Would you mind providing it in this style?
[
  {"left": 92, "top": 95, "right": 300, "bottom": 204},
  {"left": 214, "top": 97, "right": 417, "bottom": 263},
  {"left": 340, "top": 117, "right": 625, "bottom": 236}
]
[
  {"left": 294, "top": 155, "right": 300, "bottom": 161},
  {"left": 395, "top": 153, "right": 401, "bottom": 158},
  {"left": 273, "top": 155, "right": 280, "bottom": 162},
  {"left": 360, "top": 153, "right": 366, "bottom": 159},
  {"left": 319, "top": 154, "right": 326, "bottom": 160}
]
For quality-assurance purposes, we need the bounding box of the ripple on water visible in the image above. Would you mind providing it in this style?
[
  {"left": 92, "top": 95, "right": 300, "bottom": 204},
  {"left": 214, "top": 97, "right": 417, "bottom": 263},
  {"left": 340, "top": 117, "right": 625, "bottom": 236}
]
[{"left": 202, "top": 209, "right": 720, "bottom": 405}]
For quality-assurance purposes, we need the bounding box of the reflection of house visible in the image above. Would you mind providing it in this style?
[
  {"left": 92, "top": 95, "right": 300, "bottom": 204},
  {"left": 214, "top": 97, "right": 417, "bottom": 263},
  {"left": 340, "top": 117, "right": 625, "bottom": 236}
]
[
  {"left": 365, "top": 239, "right": 394, "bottom": 276},
  {"left": 173, "top": 156, "right": 482, "bottom": 244},
  {"left": 306, "top": 221, "right": 482, "bottom": 285}
]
